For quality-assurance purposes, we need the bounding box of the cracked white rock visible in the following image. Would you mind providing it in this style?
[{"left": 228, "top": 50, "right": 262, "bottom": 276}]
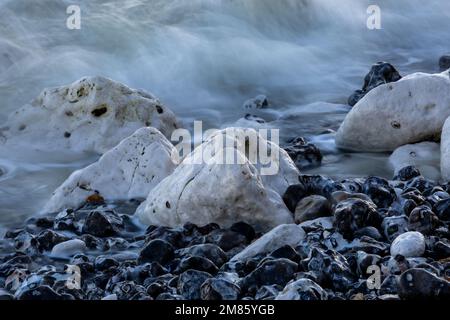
[
  {"left": 336, "top": 71, "right": 450, "bottom": 152},
  {"left": 389, "top": 142, "right": 441, "bottom": 181},
  {"left": 0, "top": 76, "right": 179, "bottom": 153},
  {"left": 43, "top": 127, "right": 178, "bottom": 213},
  {"left": 136, "top": 128, "right": 298, "bottom": 231}
]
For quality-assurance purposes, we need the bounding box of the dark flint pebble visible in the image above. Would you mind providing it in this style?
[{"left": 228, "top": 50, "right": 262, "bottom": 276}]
[
  {"left": 348, "top": 62, "right": 401, "bottom": 106},
  {"left": 283, "top": 137, "right": 323, "bottom": 169},
  {"left": 362, "top": 176, "right": 396, "bottom": 208},
  {"left": 82, "top": 210, "right": 123, "bottom": 237},
  {"left": 178, "top": 244, "right": 228, "bottom": 267},
  {"left": 200, "top": 277, "right": 241, "bottom": 300},
  {"left": 94, "top": 256, "right": 120, "bottom": 271},
  {"left": 269, "top": 245, "right": 300, "bottom": 263},
  {"left": 254, "top": 284, "right": 281, "bottom": 300},
  {"left": 439, "top": 55, "right": 450, "bottom": 71},
  {"left": 139, "top": 239, "right": 174, "bottom": 265},
  {"left": 394, "top": 166, "right": 421, "bottom": 181},
  {"left": 333, "top": 198, "right": 382, "bottom": 240},
  {"left": 16, "top": 285, "right": 65, "bottom": 300},
  {"left": 177, "top": 269, "right": 212, "bottom": 300},
  {"left": 240, "top": 258, "right": 298, "bottom": 292},
  {"left": 175, "top": 255, "right": 219, "bottom": 274},
  {"left": 205, "top": 229, "right": 248, "bottom": 251},
  {"left": 408, "top": 205, "right": 440, "bottom": 235},
  {"left": 398, "top": 268, "right": 450, "bottom": 299},
  {"left": 230, "top": 222, "right": 256, "bottom": 243},
  {"left": 303, "top": 247, "right": 356, "bottom": 292},
  {"left": 36, "top": 230, "right": 70, "bottom": 252},
  {"left": 433, "top": 198, "right": 450, "bottom": 221}
]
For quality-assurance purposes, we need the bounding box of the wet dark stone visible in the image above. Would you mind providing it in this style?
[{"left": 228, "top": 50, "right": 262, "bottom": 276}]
[
  {"left": 283, "top": 175, "right": 343, "bottom": 212},
  {"left": 94, "top": 256, "right": 120, "bottom": 271},
  {"left": 362, "top": 176, "right": 396, "bottom": 208},
  {"left": 398, "top": 268, "right": 450, "bottom": 299},
  {"left": 433, "top": 198, "right": 450, "bottom": 221},
  {"left": 254, "top": 284, "right": 281, "bottom": 300},
  {"left": 36, "top": 230, "right": 70, "bottom": 252},
  {"left": 139, "top": 239, "right": 174, "bottom": 265},
  {"left": 439, "top": 55, "right": 450, "bottom": 71},
  {"left": 178, "top": 269, "right": 212, "bottom": 300},
  {"left": 201, "top": 277, "right": 241, "bottom": 300},
  {"left": 146, "top": 282, "right": 168, "bottom": 298},
  {"left": 240, "top": 258, "right": 298, "bottom": 292},
  {"left": 205, "top": 229, "right": 247, "bottom": 251},
  {"left": 178, "top": 244, "right": 228, "bottom": 268},
  {"left": 348, "top": 62, "right": 401, "bottom": 106},
  {"left": 82, "top": 210, "right": 123, "bottom": 237},
  {"left": 433, "top": 241, "right": 450, "bottom": 259},
  {"left": 333, "top": 198, "right": 382, "bottom": 240},
  {"left": 382, "top": 215, "right": 409, "bottom": 242},
  {"left": 408, "top": 205, "right": 440, "bottom": 235},
  {"left": 145, "top": 226, "right": 184, "bottom": 248},
  {"left": 16, "top": 285, "right": 65, "bottom": 300},
  {"left": 80, "top": 234, "right": 103, "bottom": 250},
  {"left": 394, "top": 166, "right": 421, "bottom": 181},
  {"left": 354, "top": 226, "right": 383, "bottom": 241},
  {"left": 269, "top": 245, "right": 300, "bottom": 263},
  {"left": 13, "top": 231, "right": 38, "bottom": 254},
  {"left": 230, "top": 222, "right": 256, "bottom": 243},
  {"left": 303, "top": 247, "right": 356, "bottom": 292},
  {"left": 379, "top": 275, "right": 399, "bottom": 295},
  {"left": 35, "top": 217, "right": 54, "bottom": 229},
  {"left": 156, "top": 293, "right": 184, "bottom": 300},
  {"left": 283, "top": 137, "right": 323, "bottom": 169},
  {"left": 175, "top": 256, "right": 219, "bottom": 275},
  {"left": 110, "top": 281, "right": 146, "bottom": 300},
  {"left": 405, "top": 177, "right": 436, "bottom": 195}
]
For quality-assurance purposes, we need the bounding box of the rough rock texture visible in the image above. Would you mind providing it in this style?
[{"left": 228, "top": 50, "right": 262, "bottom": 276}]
[
  {"left": 0, "top": 76, "right": 179, "bottom": 153},
  {"left": 440, "top": 116, "right": 450, "bottom": 181},
  {"left": 294, "top": 195, "right": 331, "bottom": 224},
  {"left": 336, "top": 71, "right": 450, "bottom": 152},
  {"left": 348, "top": 62, "right": 402, "bottom": 107},
  {"left": 44, "top": 127, "right": 177, "bottom": 213},
  {"left": 136, "top": 128, "right": 298, "bottom": 231},
  {"left": 390, "top": 142, "right": 441, "bottom": 181}
]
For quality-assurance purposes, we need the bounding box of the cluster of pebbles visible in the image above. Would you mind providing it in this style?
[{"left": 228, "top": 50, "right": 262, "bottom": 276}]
[{"left": 0, "top": 164, "right": 449, "bottom": 300}]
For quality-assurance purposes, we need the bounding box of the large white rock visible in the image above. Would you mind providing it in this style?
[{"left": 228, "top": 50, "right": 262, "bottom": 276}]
[
  {"left": 390, "top": 231, "right": 426, "bottom": 258},
  {"left": 43, "top": 127, "right": 178, "bottom": 213},
  {"left": 136, "top": 128, "right": 298, "bottom": 231},
  {"left": 0, "top": 76, "right": 179, "bottom": 153},
  {"left": 389, "top": 142, "right": 441, "bottom": 181},
  {"left": 336, "top": 71, "right": 450, "bottom": 152},
  {"left": 50, "top": 239, "right": 87, "bottom": 257},
  {"left": 230, "top": 224, "right": 306, "bottom": 262},
  {"left": 440, "top": 116, "right": 450, "bottom": 181}
]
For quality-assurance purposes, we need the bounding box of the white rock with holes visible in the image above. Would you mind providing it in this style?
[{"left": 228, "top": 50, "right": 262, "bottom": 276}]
[
  {"left": 440, "top": 116, "right": 450, "bottom": 181},
  {"left": 43, "top": 127, "right": 178, "bottom": 213},
  {"left": 136, "top": 128, "right": 299, "bottom": 231},
  {"left": 336, "top": 71, "right": 450, "bottom": 152},
  {"left": 390, "top": 231, "right": 426, "bottom": 258},
  {"left": 0, "top": 76, "right": 179, "bottom": 153},
  {"left": 389, "top": 142, "right": 441, "bottom": 181}
]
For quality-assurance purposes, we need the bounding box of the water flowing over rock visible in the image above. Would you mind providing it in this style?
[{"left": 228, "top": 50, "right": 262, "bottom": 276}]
[
  {"left": 0, "top": 76, "right": 179, "bottom": 153},
  {"left": 43, "top": 127, "right": 178, "bottom": 213},
  {"left": 136, "top": 128, "right": 298, "bottom": 231},
  {"left": 336, "top": 71, "right": 450, "bottom": 152}
]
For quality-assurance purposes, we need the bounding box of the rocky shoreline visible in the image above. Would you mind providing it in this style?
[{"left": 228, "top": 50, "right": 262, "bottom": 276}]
[
  {"left": 0, "top": 166, "right": 449, "bottom": 300},
  {"left": 1, "top": 59, "right": 450, "bottom": 300}
]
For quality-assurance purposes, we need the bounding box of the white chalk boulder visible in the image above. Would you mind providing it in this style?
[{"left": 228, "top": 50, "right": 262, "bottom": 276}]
[
  {"left": 1, "top": 76, "right": 179, "bottom": 153},
  {"left": 389, "top": 142, "right": 441, "bottom": 181},
  {"left": 136, "top": 128, "right": 298, "bottom": 231},
  {"left": 336, "top": 71, "right": 450, "bottom": 152},
  {"left": 440, "top": 116, "right": 450, "bottom": 181},
  {"left": 390, "top": 231, "right": 426, "bottom": 258},
  {"left": 44, "top": 127, "right": 178, "bottom": 213}
]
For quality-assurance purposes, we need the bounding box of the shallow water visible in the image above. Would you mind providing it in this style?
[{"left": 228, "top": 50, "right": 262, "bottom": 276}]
[{"left": 0, "top": 0, "right": 450, "bottom": 228}]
